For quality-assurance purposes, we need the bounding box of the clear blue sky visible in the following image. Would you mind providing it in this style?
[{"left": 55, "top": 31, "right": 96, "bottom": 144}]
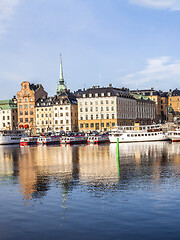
[{"left": 1, "top": 0, "right": 180, "bottom": 99}]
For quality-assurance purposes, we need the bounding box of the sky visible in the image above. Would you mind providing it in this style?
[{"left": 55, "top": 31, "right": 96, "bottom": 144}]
[{"left": 1, "top": 0, "right": 180, "bottom": 99}]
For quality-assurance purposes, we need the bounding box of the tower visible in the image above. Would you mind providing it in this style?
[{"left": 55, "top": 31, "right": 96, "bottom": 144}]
[{"left": 57, "top": 55, "right": 67, "bottom": 96}]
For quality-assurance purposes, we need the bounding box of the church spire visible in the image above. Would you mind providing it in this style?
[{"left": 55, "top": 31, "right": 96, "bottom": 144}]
[
  {"left": 59, "top": 54, "right": 64, "bottom": 82},
  {"left": 57, "top": 54, "right": 67, "bottom": 96}
]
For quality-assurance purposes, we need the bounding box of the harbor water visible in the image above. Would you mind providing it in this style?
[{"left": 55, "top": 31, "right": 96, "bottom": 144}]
[{"left": 1, "top": 142, "right": 180, "bottom": 239}]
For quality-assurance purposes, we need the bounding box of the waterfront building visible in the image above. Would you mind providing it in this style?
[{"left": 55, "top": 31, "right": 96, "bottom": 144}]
[
  {"left": 17, "top": 81, "right": 47, "bottom": 134},
  {"left": 131, "top": 88, "right": 166, "bottom": 123},
  {"left": 0, "top": 97, "right": 18, "bottom": 130},
  {"left": 160, "top": 91, "right": 169, "bottom": 122},
  {"left": 168, "top": 88, "right": 180, "bottom": 113},
  {"left": 130, "top": 93, "right": 155, "bottom": 125},
  {"left": 35, "top": 97, "right": 55, "bottom": 133},
  {"left": 77, "top": 86, "right": 136, "bottom": 132},
  {"left": 53, "top": 91, "right": 78, "bottom": 132}
]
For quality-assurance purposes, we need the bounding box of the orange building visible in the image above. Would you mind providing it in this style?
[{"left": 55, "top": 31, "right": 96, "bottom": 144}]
[{"left": 17, "top": 81, "right": 47, "bottom": 134}]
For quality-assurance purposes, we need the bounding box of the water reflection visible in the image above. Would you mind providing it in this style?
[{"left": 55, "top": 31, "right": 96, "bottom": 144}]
[{"left": 1, "top": 142, "right": 180, "bottom": 202}]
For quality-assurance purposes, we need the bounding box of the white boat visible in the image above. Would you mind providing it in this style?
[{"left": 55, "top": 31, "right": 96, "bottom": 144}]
[
  {"left": 87, "top": 135, "right": 109, "bottom": 144},
  {"left": 167, "top": 131, "right": 180, "bottom": 142},
  {"left": 60, "top": 135, "right": 87, "bottom": 144},
  {"left": 20, "top": 137, "right": 38, "bottom": 146},
  {"left": 0, "top": 130, "right": 26, "bottom": 145},
  {"left": 109, "top": 125, "right": 170, "bottom": 143},
  {"left": 37, "top": 136, "right": 60, "bottom": 145}
]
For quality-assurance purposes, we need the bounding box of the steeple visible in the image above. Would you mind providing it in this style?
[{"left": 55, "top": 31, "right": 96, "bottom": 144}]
[{"left": 57, "top": 54, "right": 67, "bottom": 96}]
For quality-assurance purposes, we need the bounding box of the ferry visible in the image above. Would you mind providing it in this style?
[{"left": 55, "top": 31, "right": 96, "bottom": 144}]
[
  {"left": 167, "top": 131, "right": 180, "bottom": 142},
  {"left": 0, "top": 130, "right": 26, "bottom": 145},
  {"left": 37, "top": 136, "right": 60, "bottom": 145},
  {"left": 87, "top": 135, "right": 109, "bottom": 144},
  {"left": 109, "top": 125, "right": 170, "bottom": 143},
  {"left": 60, "top": 135, "right": 87, "bottom": 144},
  {"left": 20, "top": 137, "right": 38, "bottom": 146}
]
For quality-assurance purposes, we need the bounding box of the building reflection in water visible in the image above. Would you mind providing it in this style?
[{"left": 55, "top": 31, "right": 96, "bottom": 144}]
[{"left": 1, "top": 142, "right": 180, "bottom": 203}]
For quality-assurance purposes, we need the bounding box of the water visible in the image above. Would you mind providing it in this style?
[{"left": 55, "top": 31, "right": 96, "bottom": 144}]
[{"left": 1, "top": 142, "right": 180, "bottom": 239}]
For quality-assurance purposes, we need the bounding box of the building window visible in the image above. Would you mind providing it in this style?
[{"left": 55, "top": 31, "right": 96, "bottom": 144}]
[
  {"left": 86, "top": 115, "right": 88, "bottom": 120},
  {"left": 112, "top": 114, "right": 114, "bottom": 119},
  {"left": 46, "top": 114, "right": 48, "bottom": 117},
  {"left": 25, "top": 111, "right": 28, "bottom": 115},
  {"left": 25, "top": 98, "right": 28, "bottom": 102},
  {"left": 49, "top": 113, "right": 51, "bottom": 117},
  {"left": 3, "top": 116, "right": 5, "bottom": 120},
  {"left": 30, "top": 118, "right": 33, "bottom": 122},
  {"left": 90, "top": 107, "right": 93, "bottom": 112},
  {"left": 19, "top": 99, "right": 22, "bottom": 103},
  {"left": 55, "top": 113, "right": 58, "bottom": 117},
  {"left": 19, "top": 105, "right": 23, "bottom": 109},
  {"left": 101, "top": 123, "right": 104, "bottom": 127},
  {"left": 106, "top": 100, "right": 108, "bottom": 104},
  {"left": 20, "top": 111, "right": 23, "bottom": 115},
  {"left": 107, "top": 114, "right": 109, "bottom": 119},
  {"left": 37, "top": 114, "right": 39, "bottom": 118},
  {"left": 112, "top": 122, "right": 115, "bottom": 127},
  {"left": 30, "top": 98, "right": 33, "bottom": 101},
  {"left": 85, "top": 107, "right": 88, "bottom": 112},
  {"left": 25, "top": 104, "right": 28, "bottom": 109},
  {"left": 60, "top": 120, "right": 63, "bottom": 124},
  {"left": 66, "top": 120, "right": 69, "bottom": 124},
  {"left": 101, "top": 114, "right": 104, "bottom": 119},
  {"left": 20, "top": 118, "right": 23, "bottom": 122},
  {"left": 85, "top": 123, "right": 89, "bottom": 128},
  {"left": 90, "top": 101, "right": 93, "bottom": 105},
  {"left": 91, "top": 115, "right": 93, "bottom": 120},
  {"left": 90, "top": 123, "right": 94, "bottom": 128},
  {"left": 85, "top": 101, "right": 88, "bottom": 105},
  {"left": 96, "top": 107, "right": 98, "bottom": 111},
  {"left": 66, "top": 113, "right": 68, "bottom": 116},
  {"left": 25, "top": 118, "right": 28, "bottom": 122},
  {"left": 37, "top": 109, "right": 39, "bottom": 111},
  {"left": 106, "top": 123, "right": 109, "bottom": 127},
  {"left": 55, "top": 120, "right": 58, "bottom": 124},
  {"left": 111, "top": 106, "right": 114, "bottom": 111},
  {"left": 96, "top": 114, "right": 98, "bottom": 119},
  {"left": 30, "top": 111, "right": 33, "bottom": 115},
  {"left": 111, "top": 100, "right": 114, "bottom": 104},
  {"left": 80, "top": 124, "right": 83, "bottom": 128},
  {"left": 101, "top": 100, "right": 103, "bottom": 104},
  {"left": 106, "top": 107, "right": 109, "bottom": 111},
  {"left": 60, "top": 113, "right": 63, "bottom": 117},
  {"left": 41, "top": 114, "right": 44, "bottom": 117},
  {"left": 42, "top": 121, "right": 44, "bottom": 125},
  {"left": 80, "top": 116, "right": 83, "bottom": 120},
  {"left": 46, "top": 120, "right": 48, "bottom": 124}
]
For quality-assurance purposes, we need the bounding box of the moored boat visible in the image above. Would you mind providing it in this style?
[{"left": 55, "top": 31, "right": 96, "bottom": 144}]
[
  {"left": 60, "top": 135, "right": 87, "bottom": 144},
  {"left": 20, "top": 137, "right": 38, "bottom": 146},
  {"left": 109, "top": 124, "right": 170, "bottom": 143},
  {"left": 37, "top": 136, "right": 60, "bottom": 145},
  {"left": 87, "top": 135, "right": 109, "bottom": 144},
  {"left": 0, "top": 130, "right": 26, "bottom": 145},
  {"left": 167, "top": 131, "right": 180, "bottom": 142}
]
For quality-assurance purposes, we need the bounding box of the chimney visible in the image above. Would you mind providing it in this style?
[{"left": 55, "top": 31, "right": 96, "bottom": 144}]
[{"left": 109, "top": 83, "right": 112, "bottom": 87}]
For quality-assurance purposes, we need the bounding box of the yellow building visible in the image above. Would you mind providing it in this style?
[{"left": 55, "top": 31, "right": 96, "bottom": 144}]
[{"left": 168, "top": 89, "right": 180, "bottom": 113}]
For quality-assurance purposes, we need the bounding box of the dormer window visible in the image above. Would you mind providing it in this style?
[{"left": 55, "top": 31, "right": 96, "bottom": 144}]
[
  {"left": 83, "top": 94, "right": 86, "bottom": 98},
  {"left": 95, "top": 93, "right": 98, "bottom": 97},
  {"left": 107, "top": 92, "right": 111, "bottom": 96},
  {"left": 101, "top": 93, "right": 104, "bottom": 97},
  {"left": 89, "top": 94, "right": 92, "bottom": 97}
]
